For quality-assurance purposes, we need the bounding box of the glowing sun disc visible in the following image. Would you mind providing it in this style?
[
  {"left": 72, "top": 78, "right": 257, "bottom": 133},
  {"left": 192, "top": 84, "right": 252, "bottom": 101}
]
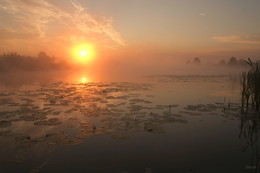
[
  {"left": 81, "top": 77, "right": 87, "bottom": 83},
  {"left": 71, "top": 44, "right": 95, "bottom": 63},
  {"left": 80, "top": 51, "right": 87, "bottom": 57}
]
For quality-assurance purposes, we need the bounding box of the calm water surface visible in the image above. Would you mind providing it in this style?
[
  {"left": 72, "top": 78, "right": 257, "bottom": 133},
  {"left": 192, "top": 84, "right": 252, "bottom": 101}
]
[{"left": 0, "top": 74, "right": 259, "bottom": 173}]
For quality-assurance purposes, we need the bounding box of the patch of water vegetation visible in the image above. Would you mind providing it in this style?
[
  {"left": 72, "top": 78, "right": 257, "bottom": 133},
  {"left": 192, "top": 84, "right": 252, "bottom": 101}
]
[{"left": 0, "top": 78, "right": 250, "bottom": 172}]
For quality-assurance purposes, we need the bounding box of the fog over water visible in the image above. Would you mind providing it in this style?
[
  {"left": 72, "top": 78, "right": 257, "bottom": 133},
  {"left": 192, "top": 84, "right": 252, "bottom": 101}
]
[
  {"left": 1, "top": 0, "right": 260, "bottom": 172},
  {"left": 0, "top": 52, "right": 249, "bottom": 88},
  {"left": 1, "top": 53, "right": 260, "bottom": 173}
]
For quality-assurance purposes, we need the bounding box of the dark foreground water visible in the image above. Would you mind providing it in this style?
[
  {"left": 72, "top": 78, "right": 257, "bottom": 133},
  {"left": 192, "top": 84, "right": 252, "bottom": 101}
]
[{"left": 0, "top": 74, "right": 259, "bottom": 173}]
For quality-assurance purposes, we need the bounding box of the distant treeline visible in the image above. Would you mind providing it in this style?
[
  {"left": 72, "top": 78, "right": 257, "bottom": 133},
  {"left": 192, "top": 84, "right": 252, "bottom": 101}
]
[
  {"left": 0, "top": 52, "right": 70, "bottom": 72},
  {"left": 187, "top": 57, "right": 252, "bottom": 67}
]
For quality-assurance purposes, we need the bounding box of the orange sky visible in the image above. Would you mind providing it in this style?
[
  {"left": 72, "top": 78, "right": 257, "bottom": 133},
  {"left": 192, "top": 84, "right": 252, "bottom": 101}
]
[{"left": 0, "top": 0, "right": 260, "bottom": 66}]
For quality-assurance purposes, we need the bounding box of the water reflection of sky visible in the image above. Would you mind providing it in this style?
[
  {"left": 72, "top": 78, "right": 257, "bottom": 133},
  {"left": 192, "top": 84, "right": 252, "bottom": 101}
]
[{"left": 0, "top": 73, "right": 257, "bottom": 173}]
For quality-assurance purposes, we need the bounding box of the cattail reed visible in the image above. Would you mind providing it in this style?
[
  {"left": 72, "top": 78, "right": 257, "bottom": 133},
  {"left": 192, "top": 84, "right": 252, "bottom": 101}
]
[{"left": 240, "top": 58, "right": 260, "bottom": 113}]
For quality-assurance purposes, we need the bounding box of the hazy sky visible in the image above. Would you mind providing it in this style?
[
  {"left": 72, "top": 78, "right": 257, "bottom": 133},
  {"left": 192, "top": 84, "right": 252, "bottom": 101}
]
[{"left": 0, "top": 0, "right": 260, "bottom": 63}]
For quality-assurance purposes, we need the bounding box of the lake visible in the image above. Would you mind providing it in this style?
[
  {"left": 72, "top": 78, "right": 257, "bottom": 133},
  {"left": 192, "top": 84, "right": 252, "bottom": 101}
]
[{"left": 0, "top": 73, "right": 259, "bottom": 173}]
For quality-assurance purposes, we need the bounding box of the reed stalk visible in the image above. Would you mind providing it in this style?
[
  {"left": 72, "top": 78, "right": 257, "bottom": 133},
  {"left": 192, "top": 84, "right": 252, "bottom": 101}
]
[{"left": 240, "top": 58, "right": 260, "bottom": 113}]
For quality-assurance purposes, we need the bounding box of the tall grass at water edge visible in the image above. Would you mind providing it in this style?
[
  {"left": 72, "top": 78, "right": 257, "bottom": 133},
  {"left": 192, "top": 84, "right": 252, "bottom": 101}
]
[{"left": 240, "top": 58, "right": 260, "bottom": 113}]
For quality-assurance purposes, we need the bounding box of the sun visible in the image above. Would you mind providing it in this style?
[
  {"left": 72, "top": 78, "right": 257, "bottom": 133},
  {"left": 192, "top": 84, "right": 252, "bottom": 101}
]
[
  {"left": 80, "top": 51, "right": 87, "bottom": 57},
  {"left": 71, "top": 44, "right": 95, "bottom": 63},
  {"left": 81, "top": 77, "right": 88, "bottom": 83}
]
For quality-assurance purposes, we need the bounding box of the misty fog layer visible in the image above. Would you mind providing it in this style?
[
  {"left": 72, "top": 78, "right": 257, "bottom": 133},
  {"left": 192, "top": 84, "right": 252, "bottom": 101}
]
[
  {"left": 0, "top": 52, "right": 250, "bottom": 76},
  {"left": 0, "top": 51, "right": 251, "bottom": 89}
]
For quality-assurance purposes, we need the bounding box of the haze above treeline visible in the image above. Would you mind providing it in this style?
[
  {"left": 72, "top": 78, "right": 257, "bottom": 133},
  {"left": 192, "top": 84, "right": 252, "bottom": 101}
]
[{"left": 0, "top": 51, "right": 256, "bottom": 73}]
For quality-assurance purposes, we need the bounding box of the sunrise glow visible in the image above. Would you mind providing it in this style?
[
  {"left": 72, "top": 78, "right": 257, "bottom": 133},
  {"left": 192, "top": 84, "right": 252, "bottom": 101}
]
[
  {"left": 71, "top": 44, "right": 95, "bottom": 64},
  {"left": 1, "top": 0, "right": 260, "bottom": 172},
  {"left": 80, "top": 51, "right": 87, "bottom": 57},
  {"left": 81, "top": 77, "right": 87, "bottom": 83}
]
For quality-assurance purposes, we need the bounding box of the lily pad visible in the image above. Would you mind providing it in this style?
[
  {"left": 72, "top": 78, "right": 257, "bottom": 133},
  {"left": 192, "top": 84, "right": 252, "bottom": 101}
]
[
  {"left": 34, "top": 118, "right": 61, "bottom": 126},
  {"left": 0, "top": 120, "right": 12, "bottom": 128}
]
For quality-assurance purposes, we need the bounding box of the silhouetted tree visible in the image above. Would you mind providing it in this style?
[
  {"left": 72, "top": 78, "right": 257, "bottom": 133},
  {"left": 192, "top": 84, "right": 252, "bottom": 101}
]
[
  {"left": 194, "top": 57, "right": 201, "bottom": 64},
  {"left": 0, "top": 51, "right": 69, "bottom": 72},
  {"left": 38, "top": 51, "right": 47, "bottom": 58},
  {"left": 228, "top": 57, "right": 238, "bottom": 66}
]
